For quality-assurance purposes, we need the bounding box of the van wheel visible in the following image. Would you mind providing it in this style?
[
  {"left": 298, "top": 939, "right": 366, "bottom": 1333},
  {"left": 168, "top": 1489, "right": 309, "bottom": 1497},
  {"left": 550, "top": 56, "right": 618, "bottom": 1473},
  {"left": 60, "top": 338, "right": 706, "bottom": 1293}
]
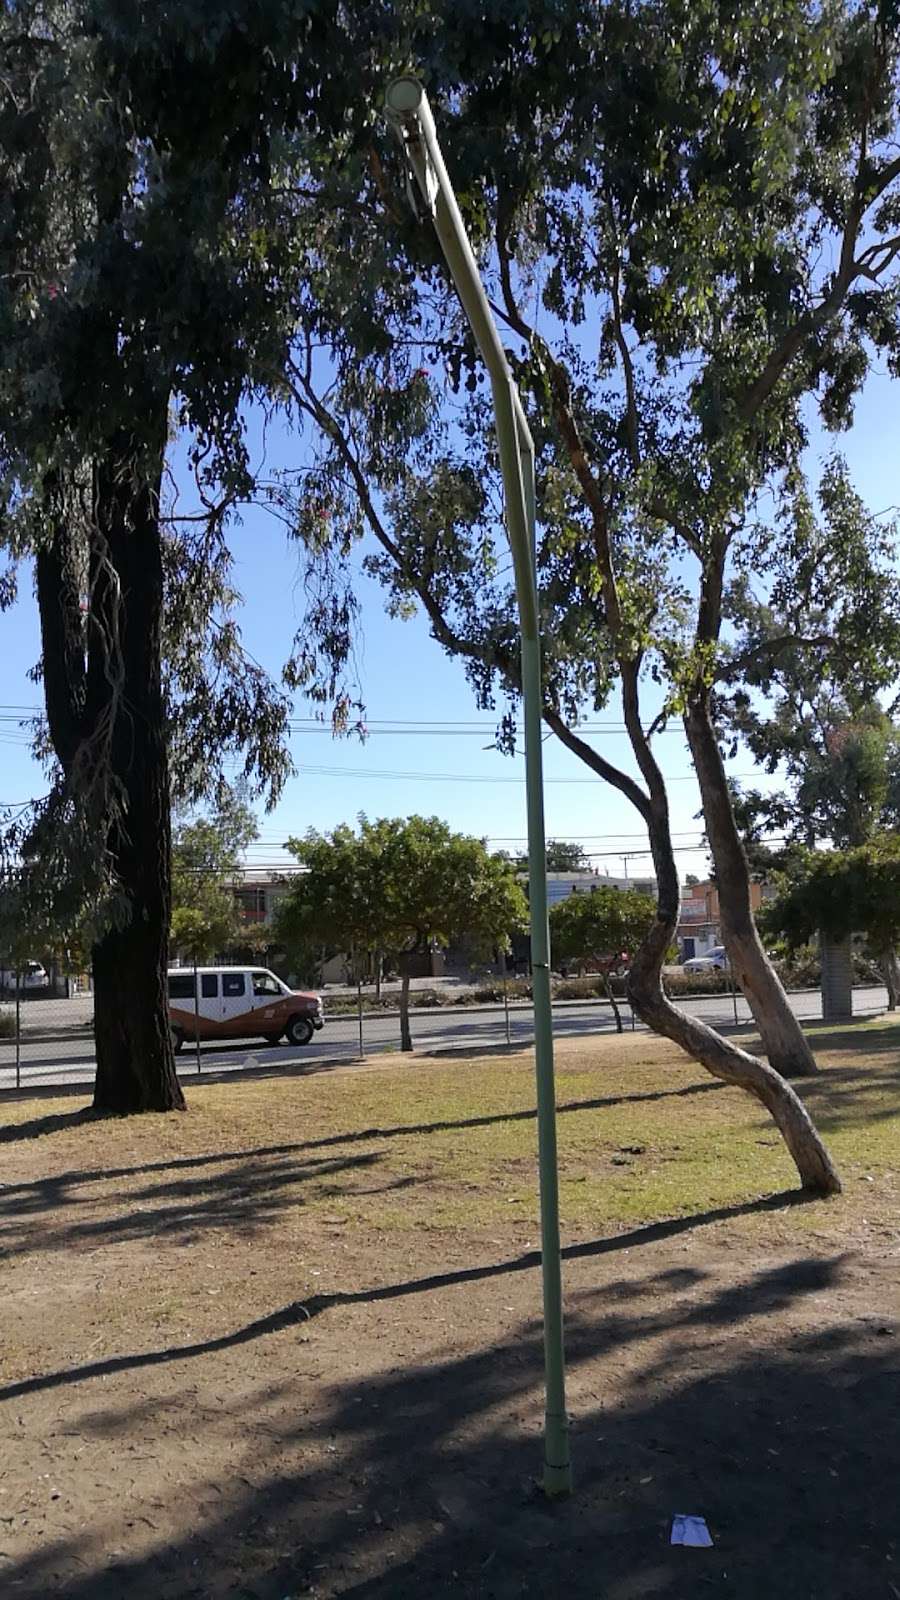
[
  {"left": 262, "top": 1032, "right": 283, "bottom": 1047},
  {"left": 285, "top": 1015, "right": 314, "bottom": 1047},
  {"left": 171, "top": 1027, "right": 185, "bottom": 1055}
]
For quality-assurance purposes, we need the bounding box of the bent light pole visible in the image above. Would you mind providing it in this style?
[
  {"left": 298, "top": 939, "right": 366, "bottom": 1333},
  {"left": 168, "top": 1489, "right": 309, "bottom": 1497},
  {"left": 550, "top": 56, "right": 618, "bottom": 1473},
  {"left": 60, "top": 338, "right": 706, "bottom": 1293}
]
[{"left": 386, "top": 76, "right": 571, "bottom": 1497}]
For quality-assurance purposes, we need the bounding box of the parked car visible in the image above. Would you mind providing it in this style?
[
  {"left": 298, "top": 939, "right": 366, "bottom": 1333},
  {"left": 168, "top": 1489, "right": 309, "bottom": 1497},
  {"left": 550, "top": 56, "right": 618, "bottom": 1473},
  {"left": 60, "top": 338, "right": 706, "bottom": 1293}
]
[
  {"left": 0, "top": 960, "right": 50, "bottom": 994},
  {"left": 683, "top": 945, "right": 729, "bottom": 973},
  {"left": 167, "top": 966, "right": 324, "bottom": 1052}
]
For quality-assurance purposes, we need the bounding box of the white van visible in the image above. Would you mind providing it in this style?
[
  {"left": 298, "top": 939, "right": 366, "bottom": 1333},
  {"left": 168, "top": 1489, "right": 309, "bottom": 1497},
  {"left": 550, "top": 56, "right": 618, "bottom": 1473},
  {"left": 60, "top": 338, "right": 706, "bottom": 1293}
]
[
  {"left": 0, "top": 960, "right": 50, "bottom": 995},
  {"left": 167, "top": 966, "right": 324, "bottom": 1052}
]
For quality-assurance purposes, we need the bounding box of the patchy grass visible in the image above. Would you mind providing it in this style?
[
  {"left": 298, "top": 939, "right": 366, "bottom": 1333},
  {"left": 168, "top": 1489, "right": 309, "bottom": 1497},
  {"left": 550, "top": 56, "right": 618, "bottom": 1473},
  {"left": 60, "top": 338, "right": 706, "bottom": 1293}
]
[
  {"left": 0, "top": 1020, "right": 898, "bottom": 1600},
  {"left": 2, "top": 1018, "right": 898, "bottom": 1248}
]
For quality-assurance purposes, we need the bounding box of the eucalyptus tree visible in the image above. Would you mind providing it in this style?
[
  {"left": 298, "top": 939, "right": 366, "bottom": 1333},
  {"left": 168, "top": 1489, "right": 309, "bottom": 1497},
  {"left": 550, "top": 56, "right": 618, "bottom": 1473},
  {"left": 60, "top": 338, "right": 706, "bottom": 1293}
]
[
  {"left": 263, "top": 0, "right": 900, "bottom": 1191},
  {"left": 170, "top": 790, "right": 259, "bottom": 966},
  {"left": 722, "top": 466, "right": 900, "bottom": 1000},
  {"left": 724, "top": 460, "right": 900, "bottom": 844},
  {"left": 0, "top": 0, "right": 373, "bottom": 1111},
  {"left": 0, "top": 0, "right": 606, "bottom": 1116}
]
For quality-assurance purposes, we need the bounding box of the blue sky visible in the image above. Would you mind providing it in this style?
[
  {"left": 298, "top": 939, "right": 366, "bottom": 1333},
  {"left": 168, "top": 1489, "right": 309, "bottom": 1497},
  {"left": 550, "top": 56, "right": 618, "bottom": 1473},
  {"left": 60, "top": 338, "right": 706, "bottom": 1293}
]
[{"left": 2, "top": 370, "right": 897, "bottom": 882}]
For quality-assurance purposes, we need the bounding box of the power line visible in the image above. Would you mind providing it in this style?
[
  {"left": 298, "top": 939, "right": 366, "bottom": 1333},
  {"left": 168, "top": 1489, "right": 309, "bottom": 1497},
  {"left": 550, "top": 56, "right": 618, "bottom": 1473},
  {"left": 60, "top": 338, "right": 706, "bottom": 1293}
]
[
  {"left": 183, "top": 838, "right": 718, "bottom": 876},
  {"left": 0, "top": 704, "right": 690, "bottom": 738}
]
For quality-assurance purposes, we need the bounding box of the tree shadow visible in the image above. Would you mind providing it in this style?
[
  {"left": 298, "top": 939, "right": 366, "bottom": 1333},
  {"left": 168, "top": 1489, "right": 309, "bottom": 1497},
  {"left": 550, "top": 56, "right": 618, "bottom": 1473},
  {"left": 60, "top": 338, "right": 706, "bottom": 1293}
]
[
  {"left": 3, "top": 1240, "right": 894, "bottom": 1600},
  {"left": 0, "top": 1148, "right": 412, "bottom": 1260},
  {"left": 0, "top": 1187, "right": 814, "bottom": 1402},
  {"left": 0, "top": 1078, "right": 723, "bottom": 1189},
  {"left": 0, "top": 1104, "right": 99, "bottom": 1143}
]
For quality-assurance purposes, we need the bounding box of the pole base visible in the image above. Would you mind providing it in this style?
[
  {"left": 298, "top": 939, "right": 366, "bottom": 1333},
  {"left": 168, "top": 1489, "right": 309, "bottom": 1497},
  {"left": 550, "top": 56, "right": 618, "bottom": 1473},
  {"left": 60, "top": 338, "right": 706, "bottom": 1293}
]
[{"left": 543, "top": 1459, "right": 573, "bottom": 1498}]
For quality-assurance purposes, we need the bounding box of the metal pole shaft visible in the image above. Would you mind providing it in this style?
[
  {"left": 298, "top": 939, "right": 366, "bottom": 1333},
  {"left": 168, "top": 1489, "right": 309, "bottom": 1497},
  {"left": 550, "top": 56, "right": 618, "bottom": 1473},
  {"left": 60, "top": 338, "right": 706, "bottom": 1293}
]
[
  {"left": 521, "top": 630, "right": 571, "bottom": 1495},
  {"left": 493, "top": 385, "right": 570, "bottom": 1494},
  {"left": 385, "top": 77, "right": 570, "bottom": 1496}
]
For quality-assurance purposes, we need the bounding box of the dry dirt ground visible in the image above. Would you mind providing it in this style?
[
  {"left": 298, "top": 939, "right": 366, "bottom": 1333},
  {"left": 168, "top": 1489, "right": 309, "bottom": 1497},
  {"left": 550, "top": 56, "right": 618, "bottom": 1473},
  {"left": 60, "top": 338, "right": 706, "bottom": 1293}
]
[{"left": 1, "top": 1021, "right": 898, "bottom": 1600}]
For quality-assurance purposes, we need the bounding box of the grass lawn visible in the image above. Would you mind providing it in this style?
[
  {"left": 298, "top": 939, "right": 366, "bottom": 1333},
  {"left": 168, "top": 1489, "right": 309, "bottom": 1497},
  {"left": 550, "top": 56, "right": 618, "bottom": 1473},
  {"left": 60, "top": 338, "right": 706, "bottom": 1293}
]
[{"left": 0, "top": 1020, "right": 898, "bottom": 1599}]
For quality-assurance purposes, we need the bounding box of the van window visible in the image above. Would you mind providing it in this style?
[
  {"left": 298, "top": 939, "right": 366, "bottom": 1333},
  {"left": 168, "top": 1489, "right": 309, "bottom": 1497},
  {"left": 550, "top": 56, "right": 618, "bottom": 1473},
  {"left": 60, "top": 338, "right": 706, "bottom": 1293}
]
[
  {"left": 201, "top": 974, "right": 218, "bottom": 999},
  {"left": 252, "top": 972, "right": 282, "bottom": 997},
  {"left": 222, "top": 973, "right": 245, "bottom": 998},
  {"left": 168, "top": 974, "right": 194, "bottom": 1001}
]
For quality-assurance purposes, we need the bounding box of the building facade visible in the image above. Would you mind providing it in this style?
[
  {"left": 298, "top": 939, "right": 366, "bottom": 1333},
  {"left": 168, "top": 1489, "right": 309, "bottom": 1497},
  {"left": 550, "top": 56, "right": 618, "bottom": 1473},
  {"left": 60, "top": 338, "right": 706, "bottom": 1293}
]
[{"left": 677, "top": 878, "right": 772, "bottom": 961}]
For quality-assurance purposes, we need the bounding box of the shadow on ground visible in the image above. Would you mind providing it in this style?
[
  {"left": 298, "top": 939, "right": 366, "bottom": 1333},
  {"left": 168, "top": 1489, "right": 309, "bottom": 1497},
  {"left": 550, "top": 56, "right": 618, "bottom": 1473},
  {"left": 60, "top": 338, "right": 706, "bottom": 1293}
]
[
  {"left": 2, "top": 1234, "right": 896, "bottom": 1600},
  {"left": 0, "top": 1189, "right": 813, "bottom": 1401}
]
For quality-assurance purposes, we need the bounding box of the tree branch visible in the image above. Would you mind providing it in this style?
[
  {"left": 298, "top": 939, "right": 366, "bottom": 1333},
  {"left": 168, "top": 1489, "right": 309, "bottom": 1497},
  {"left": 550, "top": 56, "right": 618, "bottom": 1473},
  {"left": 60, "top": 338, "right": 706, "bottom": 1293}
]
[
  {"left": 737, "top": 151, "right": 900, "bottom": 422},
  {"left": 494, "top": 210, "right": 533, "bottom": 342},
  {"left": 608, "top": 230, "right": 641, "bottom": 470},
  {"left": 285, "top": 365, "right": 657, "bottom": 829},
  {"left": 542, "top": 708, "right": 652, "bottom": 822},
  {"left": 718, "top": 632, "right": 836, "bottom": 684}
]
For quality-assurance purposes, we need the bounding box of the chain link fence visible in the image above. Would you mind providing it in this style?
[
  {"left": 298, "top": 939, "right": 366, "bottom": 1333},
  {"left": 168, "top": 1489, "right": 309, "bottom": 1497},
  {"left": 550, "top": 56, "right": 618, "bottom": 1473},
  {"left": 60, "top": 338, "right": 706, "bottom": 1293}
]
[{"left": 0, "top": 980, "right": 890, "bottom": 1096}]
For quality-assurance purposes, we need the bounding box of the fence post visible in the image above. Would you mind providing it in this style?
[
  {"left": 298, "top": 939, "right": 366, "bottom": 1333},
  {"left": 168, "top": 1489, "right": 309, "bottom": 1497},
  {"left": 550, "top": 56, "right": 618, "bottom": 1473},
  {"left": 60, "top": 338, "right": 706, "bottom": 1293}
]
[
  {"left": 193, "top": 958, "right": 202, "bottom": 1074},
  {"left": 501, "top": 948, "right": 511, "bottom": 1046},
  {"left": 15, "top": 972, "right": 21, "bottom": 1092},
  {"left": 729, "top": 958, "right": 739, "bottom": 1027}
]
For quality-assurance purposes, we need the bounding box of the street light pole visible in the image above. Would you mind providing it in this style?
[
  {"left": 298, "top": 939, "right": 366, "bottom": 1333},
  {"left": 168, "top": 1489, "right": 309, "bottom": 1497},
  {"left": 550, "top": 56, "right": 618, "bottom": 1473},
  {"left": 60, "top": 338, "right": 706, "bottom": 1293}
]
[{"left": 386, "top": 77, "right": 571, "bottom": 1497}]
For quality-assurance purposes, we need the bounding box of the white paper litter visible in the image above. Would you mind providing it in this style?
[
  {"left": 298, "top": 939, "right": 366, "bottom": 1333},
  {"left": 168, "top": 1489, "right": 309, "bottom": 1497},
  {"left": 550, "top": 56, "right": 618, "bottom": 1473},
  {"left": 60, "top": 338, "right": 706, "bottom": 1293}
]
[{"left": 670, "top": 1514, "right": 713, "bottom": 1548}]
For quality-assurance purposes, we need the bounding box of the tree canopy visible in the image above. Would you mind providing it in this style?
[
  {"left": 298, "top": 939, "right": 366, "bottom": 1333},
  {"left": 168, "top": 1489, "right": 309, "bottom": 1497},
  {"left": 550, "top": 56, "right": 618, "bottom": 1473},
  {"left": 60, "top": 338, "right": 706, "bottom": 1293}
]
[
  {"left": 550, "top": 884, "right": 658, "bottom": 967},
  {"left": 544, "top": 841, "right": 592, "bottom": 873},
  {"left": 170, "top": 790, "right": 259, "bottom": 965},
  {"left": 723, "top": 460, "right": 900, "bottom": 850},
  {"left": 275, "top": 815, "right": 527, "bottom": 1049},
  {"left": 549, "top": 882, "right": 657, "bottom": 1030},
  {"left": 763, "top": 834, "right": 900, "bottom": 967}
]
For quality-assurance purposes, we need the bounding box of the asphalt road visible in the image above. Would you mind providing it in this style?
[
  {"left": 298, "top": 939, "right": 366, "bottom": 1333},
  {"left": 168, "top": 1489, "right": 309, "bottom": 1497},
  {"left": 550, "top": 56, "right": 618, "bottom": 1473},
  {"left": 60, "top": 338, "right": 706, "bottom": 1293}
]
[{"left": 0, "top": 986, "right": 889, "bottom": 1093}]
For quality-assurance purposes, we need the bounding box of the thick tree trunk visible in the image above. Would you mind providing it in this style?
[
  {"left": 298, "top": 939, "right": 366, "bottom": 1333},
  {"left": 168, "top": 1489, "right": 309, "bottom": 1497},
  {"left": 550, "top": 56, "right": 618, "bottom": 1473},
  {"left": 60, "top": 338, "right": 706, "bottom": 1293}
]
[
  {"left": 684, "top": 695, "right": 819, "bottom": 1078},
  {"left": 37, "top": 438, "right": 184, "bottom": 1114},
  {"left": 627, "top": 789, "right": 840, "bottom": 1195},
  {"left": 878, "top": 948, "right": 900, "bottom": 1011},
  {"left": 89, "top": 444, "right": 183, "bottom": 1113},
  {"left": 399, "top": 966, "right": 412, "bottom": 1053},
  {"left": 92, "top": 917, "right": 182, "bottom": 1112}
]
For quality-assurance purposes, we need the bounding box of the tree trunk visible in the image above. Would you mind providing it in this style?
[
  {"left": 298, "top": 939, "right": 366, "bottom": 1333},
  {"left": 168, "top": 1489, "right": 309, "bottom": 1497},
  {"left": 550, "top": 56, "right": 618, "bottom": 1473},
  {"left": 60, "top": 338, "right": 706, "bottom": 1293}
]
[
  {"left": 90, "top": 443, "right": 183, "bottom": 1112},
  {"left": 878, "top": 948, "right": 900, "bottom": 1011},
  {"left": 399, "top": 965, "right": 412, "bottom": 1052},
  {"left": 627, "top": 789, "right": 840, "bottom": 1196},
  {"left": 37, "top": 437, "right": 184, "bottom": 1114},
  {"left": 684, "top": 695, "right": 819, "bottom": 1078}
]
